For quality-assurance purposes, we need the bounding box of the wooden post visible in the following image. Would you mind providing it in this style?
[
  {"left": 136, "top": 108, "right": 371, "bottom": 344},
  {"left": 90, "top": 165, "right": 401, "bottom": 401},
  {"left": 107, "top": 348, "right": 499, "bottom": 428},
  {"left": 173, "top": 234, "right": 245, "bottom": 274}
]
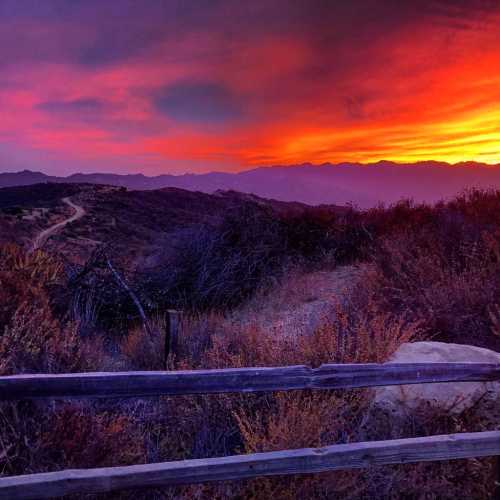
[
  {"left": 165, "top": 310, "right": 181, "bottom": 368},
  {"left": 494, "top": 456, "right": 500, "bottom": 500}
]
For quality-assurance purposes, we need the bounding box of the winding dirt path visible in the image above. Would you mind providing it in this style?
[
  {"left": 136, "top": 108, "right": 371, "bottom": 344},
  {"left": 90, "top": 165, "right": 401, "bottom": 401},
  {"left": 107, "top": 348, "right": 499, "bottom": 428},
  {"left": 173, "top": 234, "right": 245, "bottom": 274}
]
[{"left": 31, "top": 197, "right": 85, "bottom": 251}]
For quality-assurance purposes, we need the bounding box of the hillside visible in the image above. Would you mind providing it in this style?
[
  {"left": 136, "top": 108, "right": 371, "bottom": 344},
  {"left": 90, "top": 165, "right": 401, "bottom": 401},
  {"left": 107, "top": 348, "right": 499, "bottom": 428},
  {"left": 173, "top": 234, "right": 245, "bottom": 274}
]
[
  {"left": 0, "top": 184, "right": 88, "bottom": 249},
  {"left": 3, "top": 161, "right": 500, "bottom": 207},
  {"left": 0, "top": 183, "right": 323, "bottom": 267},
  {"left": 2, "top": 185, "right": 500, "bottom": 499}
]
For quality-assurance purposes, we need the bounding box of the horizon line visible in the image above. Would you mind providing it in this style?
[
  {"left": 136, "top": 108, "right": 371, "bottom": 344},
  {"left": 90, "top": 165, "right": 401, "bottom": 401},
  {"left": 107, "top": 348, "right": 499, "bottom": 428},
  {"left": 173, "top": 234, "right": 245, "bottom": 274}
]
[{"left": 3, "top": 159, "right": 500, "bottom": 179}]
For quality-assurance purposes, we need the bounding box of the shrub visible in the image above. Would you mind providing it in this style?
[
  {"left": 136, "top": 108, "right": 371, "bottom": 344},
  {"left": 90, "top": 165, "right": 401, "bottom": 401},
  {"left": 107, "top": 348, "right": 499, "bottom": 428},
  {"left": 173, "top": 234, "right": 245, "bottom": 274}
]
[
  {"left": 0, "top": 401, "right": 145, "bottom": 478},
  {"left": 1, "top": 205, "right": 24, "bottom": 216},
  {"left": 0, "top": 244, "right": 103, "bottom": 375},
  {"left": 143, "top": 204, "right": 290, "bottom": 311},
  {"left": 368, "top": 224, "right": 500, "bottom": 349},
  {"left": 0, "top": 244, "right": 62, "bottom": 334}
]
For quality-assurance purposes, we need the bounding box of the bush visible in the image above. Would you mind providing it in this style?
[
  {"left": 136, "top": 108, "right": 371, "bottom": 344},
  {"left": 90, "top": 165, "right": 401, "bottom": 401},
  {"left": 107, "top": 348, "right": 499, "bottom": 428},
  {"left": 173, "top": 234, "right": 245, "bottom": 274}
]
[
  {"left": 142, "top": 204, "right": 290, "bottom": 311},
  {"left": 0, "top": 244, "right": 102, "bottom": 375},
  {"left": 1, "top": 205, "right": 24, "bottom": 216},
  {"left": 139, "top": 204, "right": 376, "bottom": 313},
  {"left": 367, "top": 220, "right": 500, "bottom": 349}
]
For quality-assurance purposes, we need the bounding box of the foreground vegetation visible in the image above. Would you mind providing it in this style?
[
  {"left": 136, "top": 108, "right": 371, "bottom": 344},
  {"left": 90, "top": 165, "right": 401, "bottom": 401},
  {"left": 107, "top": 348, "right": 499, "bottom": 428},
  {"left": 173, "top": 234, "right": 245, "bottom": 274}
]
[{"left": 1, "top": 189, "right": 500, "bottom": 499}]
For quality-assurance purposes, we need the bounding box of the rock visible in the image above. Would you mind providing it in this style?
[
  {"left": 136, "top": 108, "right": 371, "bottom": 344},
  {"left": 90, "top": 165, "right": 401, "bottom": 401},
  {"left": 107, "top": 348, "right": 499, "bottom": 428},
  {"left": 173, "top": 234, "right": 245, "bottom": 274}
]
[{"left": 374, "top": 341, "right": 500, "bottom": 414}]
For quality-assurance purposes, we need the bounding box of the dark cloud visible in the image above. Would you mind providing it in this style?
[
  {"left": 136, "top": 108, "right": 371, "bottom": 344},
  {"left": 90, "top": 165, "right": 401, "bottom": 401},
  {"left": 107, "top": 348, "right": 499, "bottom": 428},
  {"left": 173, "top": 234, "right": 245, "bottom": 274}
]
[
  {"left": 155, "top": 81, "right": 244, "bottom": 125},
  {"left": 1, "top": 0, "right": 498, "bottom": 70},
  {"left": 37, "top": 98, "right": 110, "bottom": 123},
  {"left": 38, "top": 97, "right": 104, "bottom": 112},
  {"left": 78, "top": 31, "right": 158, "bottom": 68},
  {"left": 0, "top": 0, "right": 224, "bottom": 68},
  {"left": 0, "top": 1, "right": 413, "bottom": 70},
  {"left": 0, "top": 1, "right": 81, "bottom": 20}
]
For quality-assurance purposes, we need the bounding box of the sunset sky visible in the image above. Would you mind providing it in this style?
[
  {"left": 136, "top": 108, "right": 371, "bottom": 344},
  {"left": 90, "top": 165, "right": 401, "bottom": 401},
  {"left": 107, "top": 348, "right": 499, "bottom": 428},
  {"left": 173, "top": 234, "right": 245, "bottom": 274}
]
[{"left": 1, "top": 0, "right": 500, "bottom": 175}]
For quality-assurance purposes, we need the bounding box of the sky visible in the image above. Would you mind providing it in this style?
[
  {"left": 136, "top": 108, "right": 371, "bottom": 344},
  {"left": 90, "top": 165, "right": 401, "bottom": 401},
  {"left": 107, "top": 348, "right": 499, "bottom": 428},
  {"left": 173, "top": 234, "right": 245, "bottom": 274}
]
[{"left": 1, "top": 0, "right": 500, "bottom": 175}]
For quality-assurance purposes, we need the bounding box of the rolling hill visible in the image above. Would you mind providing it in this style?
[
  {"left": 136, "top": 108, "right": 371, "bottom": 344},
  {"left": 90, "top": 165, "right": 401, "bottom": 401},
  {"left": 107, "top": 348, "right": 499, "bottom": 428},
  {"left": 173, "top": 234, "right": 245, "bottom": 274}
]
[{"left": 0, "top": 183, "right": 321, "bottom": 268}]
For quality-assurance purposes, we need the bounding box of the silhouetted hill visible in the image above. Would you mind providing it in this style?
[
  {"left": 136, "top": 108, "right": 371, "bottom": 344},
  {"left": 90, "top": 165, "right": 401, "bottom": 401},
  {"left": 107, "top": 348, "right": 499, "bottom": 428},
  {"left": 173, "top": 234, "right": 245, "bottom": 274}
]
[{"left": 2, "top": 161, "right": 500, "bottom": 207}]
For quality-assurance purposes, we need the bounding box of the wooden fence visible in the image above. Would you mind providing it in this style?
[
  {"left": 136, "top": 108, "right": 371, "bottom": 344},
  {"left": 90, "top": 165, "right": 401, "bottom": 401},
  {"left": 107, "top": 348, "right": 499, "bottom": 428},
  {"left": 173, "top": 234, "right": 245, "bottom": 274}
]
[{"left": 1, "top": 362, "right": 500, "bottom": 499}]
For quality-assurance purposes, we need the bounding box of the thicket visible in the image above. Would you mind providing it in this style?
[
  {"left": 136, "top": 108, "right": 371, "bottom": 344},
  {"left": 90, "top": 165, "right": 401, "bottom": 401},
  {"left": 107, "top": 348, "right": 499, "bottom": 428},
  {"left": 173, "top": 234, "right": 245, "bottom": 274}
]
[
  {"left": 1, "top": 189, "right": 500, "bottom": 498},
  {"left": 0, "top": 183, "right": 81, "bottom": 209}
]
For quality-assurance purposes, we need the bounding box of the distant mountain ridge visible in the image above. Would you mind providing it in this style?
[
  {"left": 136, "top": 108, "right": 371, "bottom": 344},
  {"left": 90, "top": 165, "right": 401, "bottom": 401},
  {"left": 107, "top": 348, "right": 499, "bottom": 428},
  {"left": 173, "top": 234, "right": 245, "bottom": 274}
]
[{"left": 2, "top": 161, "right": 500, "bottom": 207}]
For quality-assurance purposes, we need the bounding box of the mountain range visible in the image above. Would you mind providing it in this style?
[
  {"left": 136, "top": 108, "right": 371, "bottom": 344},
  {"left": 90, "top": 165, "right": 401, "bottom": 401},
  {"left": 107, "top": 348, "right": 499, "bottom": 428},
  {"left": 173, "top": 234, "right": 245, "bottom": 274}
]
[{"left": 1, "top": 161, "right": 500, "bottom": 207}]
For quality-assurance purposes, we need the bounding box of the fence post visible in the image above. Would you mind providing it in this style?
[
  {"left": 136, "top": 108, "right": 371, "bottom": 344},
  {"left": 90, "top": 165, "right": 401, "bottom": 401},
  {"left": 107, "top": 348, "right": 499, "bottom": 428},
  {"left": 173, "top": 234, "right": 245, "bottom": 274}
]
[
  {"left": 494, "top": 456, "right": 500, "bottom": 500},
  {"left": 165, "top": 310, "right": 181, "bottom": 368}
]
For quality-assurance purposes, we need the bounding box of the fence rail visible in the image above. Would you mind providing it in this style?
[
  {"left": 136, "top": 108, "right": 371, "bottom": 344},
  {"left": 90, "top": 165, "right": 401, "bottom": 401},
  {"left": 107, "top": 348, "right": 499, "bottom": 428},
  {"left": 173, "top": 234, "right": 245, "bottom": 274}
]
[
  {"left": 2, "top": 362, "right": 500, "bottom": 400},
  {"left": 1, "top": 362, "right": 499, "bottom": 498},
  {"left": 1, "top": 431, "right": 500, "bottom": 499}
]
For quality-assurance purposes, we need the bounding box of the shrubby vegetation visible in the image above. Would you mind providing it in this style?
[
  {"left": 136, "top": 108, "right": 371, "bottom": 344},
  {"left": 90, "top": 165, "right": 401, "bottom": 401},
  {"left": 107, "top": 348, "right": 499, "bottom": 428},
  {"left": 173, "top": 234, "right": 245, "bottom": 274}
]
[
  {"left": 93, "top": 203, "right": 371, "bottom": 317},
  {"left": 1, "top": 189, "right": 500, "bottom": 498},
  {"left": 0, "top": 183, "right": 81, "bottom": 209}
]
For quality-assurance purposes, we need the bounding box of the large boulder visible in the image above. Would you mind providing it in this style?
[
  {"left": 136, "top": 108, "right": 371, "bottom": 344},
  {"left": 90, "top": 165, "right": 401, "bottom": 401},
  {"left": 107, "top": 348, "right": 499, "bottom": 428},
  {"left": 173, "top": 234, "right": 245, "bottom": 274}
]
[{"left": 374, "top": 341, "right": 500, "bottom": 414}]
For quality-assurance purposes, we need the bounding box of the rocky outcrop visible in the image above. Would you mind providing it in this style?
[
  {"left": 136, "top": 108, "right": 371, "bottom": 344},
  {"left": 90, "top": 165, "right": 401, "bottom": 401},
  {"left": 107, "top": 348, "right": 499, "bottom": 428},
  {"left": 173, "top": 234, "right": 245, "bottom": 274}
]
[{"left": 374, "top": 342, "right": 500, "bottom": 414}]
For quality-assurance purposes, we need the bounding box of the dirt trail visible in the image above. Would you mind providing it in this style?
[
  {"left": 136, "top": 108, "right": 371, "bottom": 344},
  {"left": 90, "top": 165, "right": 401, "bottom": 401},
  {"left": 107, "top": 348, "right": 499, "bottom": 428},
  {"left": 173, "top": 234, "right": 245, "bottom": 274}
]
[
  {"left": 235, "top": 265, "right": 367, "bottom": 338},
  {"left": 31, "top": 197, "right": 85, "bottom": 251}
]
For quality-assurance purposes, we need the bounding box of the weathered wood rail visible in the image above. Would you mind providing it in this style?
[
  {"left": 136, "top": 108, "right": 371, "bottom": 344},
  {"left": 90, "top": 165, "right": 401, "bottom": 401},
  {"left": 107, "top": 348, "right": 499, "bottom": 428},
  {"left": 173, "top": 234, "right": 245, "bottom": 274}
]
[
  {"left": 2, "top": 362, "right": 500, "bottom": 400},
  {"left": 1, "top": 362, "right": 499, "bottom": 499},
  {"left": 1, "top": 431, "right": 499, "bottom": 500}
]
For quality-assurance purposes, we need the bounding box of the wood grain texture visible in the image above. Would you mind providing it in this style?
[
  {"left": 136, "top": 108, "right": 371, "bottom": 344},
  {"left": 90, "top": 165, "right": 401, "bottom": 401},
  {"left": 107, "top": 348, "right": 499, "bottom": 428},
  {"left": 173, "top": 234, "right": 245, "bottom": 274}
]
[
  {"left": 1, "top": 431, "right": 499, "bottom": 499},
  {"left": 1, "top": 363, "right": 499, "bottom": 400}
]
